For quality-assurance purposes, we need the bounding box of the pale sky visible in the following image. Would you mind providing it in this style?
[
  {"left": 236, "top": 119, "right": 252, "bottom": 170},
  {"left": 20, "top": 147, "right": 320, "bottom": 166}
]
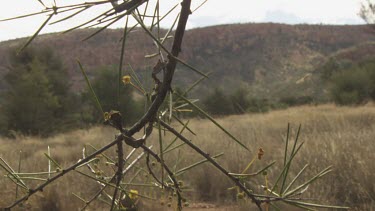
[{"left": 0, "top": 0, "right": 367, "bottom": 42}]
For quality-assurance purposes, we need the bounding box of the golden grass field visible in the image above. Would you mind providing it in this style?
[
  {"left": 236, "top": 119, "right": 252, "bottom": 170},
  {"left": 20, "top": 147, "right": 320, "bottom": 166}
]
[{"left": 0, "top": 104, "right": 374, "bottom": 210}]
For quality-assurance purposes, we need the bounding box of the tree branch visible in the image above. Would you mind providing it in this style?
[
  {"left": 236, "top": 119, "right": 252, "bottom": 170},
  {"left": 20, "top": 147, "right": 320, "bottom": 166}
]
[
  {"left": 126, "top": 0, "right": 192, "bottom": 136},
  {"left": 4, "top": 134, "right": 125, "bottom": 210},
  {"left": 159, "top": 120, "right": 263, "bottom": 210}
]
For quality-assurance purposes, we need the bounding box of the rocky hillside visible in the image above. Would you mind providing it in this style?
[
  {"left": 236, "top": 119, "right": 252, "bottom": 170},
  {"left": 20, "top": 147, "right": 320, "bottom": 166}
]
[{"left": 0, "top": 23, "right": 374, "bottom": 99}]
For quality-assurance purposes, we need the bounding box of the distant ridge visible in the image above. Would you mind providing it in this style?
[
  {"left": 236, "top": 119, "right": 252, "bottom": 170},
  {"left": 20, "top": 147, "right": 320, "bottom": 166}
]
[{"left": 0, "top": 23, "right": 374, "bottom": 99}]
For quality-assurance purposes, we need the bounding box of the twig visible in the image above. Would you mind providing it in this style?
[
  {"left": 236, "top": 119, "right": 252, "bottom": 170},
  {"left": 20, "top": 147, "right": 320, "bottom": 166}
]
[
  {"left": 110, "top": 140, "right": 124, "bottom": 210},
  {"left": 141, "top": 145, "right": 183, "bottom": 210},
  {"left": 4, "top": 134, "right": 125, "bottom": 209},
  {"left": 126, "top": 0, "right": 192, "bottom": 136},
  {"left": 81, "top": 173, "right": 117, "bottom": 211},
  {"left": 159, "top": 120, "right": 263, "bottom": 210},
  {"left": 145, "top": 152, "right": 164, "bottom": 187}
]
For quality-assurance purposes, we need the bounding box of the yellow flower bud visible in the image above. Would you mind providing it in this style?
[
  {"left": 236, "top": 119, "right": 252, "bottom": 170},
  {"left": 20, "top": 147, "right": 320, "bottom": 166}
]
[
  {"left": 104, "top": 112, "right": 110, "bottom": 121},
  {"left": 237, "top": 192, "right": 245, "bottom": 199},
  {"left": 122, "top": 75, "right": 131, "bottom": 84},
  {"left": 129, "top": 189, "right": 139, "bottom": 200}
]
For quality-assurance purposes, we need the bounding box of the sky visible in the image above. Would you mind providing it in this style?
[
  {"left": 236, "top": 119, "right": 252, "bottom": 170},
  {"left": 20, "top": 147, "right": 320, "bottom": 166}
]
[{"left": 0, "top": 0, "right": 367, "bottom": 42}]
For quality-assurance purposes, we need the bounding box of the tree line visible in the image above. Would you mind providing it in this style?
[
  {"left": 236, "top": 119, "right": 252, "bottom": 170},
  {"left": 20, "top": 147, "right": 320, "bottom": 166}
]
[
  {"left": 1, "top": 46, "right": 373, "bottom": 137},
  {"left": 0, "top": 46, "right": 144, "bottom": 136}
]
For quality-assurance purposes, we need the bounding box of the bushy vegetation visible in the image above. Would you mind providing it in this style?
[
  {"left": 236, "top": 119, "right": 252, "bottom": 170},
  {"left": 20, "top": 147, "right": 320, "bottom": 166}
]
[
  {"left": 202, "top": 87, "right": 314, "bottom": 116},
  {"left": 2, "top": 44, "right": 373, "bottom": 137},
  {"left": 0, "top": 47, "right": 142, "bottom": 137},
  {"left": 1, "top": 24, "right": 374, "bottom": 101},
  {"left": 326, "top": 59, "right": 375, "bottom": 105},
  {"left": 80, "top": 66, "right": 143, "bottom": 125},
  {"left": 1, "top": 47, "right": 80, "bottom": 136}
]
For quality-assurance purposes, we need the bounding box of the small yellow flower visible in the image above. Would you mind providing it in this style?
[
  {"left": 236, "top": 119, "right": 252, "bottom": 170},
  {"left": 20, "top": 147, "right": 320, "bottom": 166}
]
[
  {"left": 122, "top": 75, "right": 131, "bottom": 84},
  {"left": 104, "top": 112, "right": 110, "bottom": 121},
  {"left": 237, "top": 192, "right": 245, "bottom": 199},
  {"left": 129, "top": 189, "right": 138, "bottom": 200}
]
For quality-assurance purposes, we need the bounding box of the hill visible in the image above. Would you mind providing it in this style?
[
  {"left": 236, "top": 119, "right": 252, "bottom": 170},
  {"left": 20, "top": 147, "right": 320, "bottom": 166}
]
[{"left": 0, "top": 23, "right": 374, "bottom": 100}]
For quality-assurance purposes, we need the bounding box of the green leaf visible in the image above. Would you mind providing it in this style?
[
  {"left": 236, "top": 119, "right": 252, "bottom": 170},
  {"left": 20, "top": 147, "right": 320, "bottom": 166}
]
[
  {"left": 164, "top": 120, "right": 190, "bottom": 152},
  {"left": 176, "top": 93, "right": 250, "bottom": 151},
  {"left": 175, "top": 153, "right": 224, "bottom": 176},
  {"left": 18, "top": 14, "right": 53, "bottom": 53},
  {"left": 0, "top": 159, "right": 28, "bottom": 189},
  {"left": 132, "top": 13, "right": 209, "bottom": 78},
  {"left": 284, "top": 166, "right": 333, "bottom": 197},
  {"left": 284, "top": 199, "right": 350, "bottom": 209},
  {"left": 229, "top": 161, "right": 276, "bottom": 177},
  {"left": 77, "top": 61, "right": 104, "bottom": 117},
  {"left": 283, "top": 164, "right": 309, "bottom": 194},
  {"left": 81, "top": 14, "right": 125, "bottom": 41},
  {"left": 36, "top": 0, "right": 46, "bottom": 7},
  {"left": 280, "top": 125, "right": 302, "bottom": 193},
  {"left": 0, "top": 10, "right": 49, "bottom": 22},
  {"left": 271, "top": 140, "right": 304, "bottom": 194},
  {"left": 50, "top": 6, "right": 91, "bottom": 25},
  {"left": 43, "top": 153, "right": 61, "bottom": 169},
  {"left": 118, "top": 16, "right": 129, "bottom": 109}
]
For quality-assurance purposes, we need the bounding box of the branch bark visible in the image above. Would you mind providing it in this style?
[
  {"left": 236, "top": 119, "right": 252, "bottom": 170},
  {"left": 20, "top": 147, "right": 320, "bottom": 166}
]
[{"left": 126, "top": 0, "right": 192, "bottom": 136}]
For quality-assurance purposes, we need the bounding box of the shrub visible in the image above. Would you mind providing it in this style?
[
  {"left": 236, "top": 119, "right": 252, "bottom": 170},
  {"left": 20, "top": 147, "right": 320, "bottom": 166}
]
[
  {"left": 202, "top": 88, "right": 234, "bottom": 115},
  {"left": 330, "top": 67, "right": 374, "bottom": 105},
  {"left": 279, "top": 96, "right": 314, "bottom": 106},
  {"left": 81, "top": 66, "right": 143, "bottom": 125},
  {"left": 247, "top": 97, "right": 270, "bottom": 113},
  {"left": 230, "top": 88, "right": 251, "bottom": 114},
  {"left": 2, "top": 46, "right": 79, "bottom": 136}
]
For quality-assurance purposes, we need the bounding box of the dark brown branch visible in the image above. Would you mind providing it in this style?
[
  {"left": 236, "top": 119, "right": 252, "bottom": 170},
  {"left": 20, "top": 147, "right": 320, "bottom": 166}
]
[
  {"left": 82, "top": 175, "right": 115, "bottom": 210},
  {"left": 110, "top": 140, "right": 124, "bottom": 210},
  {"left": 141, "top": 145, "right": 183, "bottom": 210},
  {"left": 145, "top": 152, "right": 164, "bottom": 186},
  {"left": 159, "top": 120, "right": 263, "bottom": 210},
  {"left": 112, "top": 0, "right": 147, "bottom": 13},
  {"left": 126, "top": 0, "right": 192, "bottom": 136}
]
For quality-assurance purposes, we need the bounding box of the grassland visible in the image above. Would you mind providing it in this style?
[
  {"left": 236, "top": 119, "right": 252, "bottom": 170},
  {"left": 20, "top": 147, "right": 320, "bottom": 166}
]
[{"left": 0, "top": 104, "right": 374, "bottom": 210}]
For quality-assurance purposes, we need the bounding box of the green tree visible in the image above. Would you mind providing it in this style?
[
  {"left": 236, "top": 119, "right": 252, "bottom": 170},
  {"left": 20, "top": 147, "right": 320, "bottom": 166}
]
[
  {"left": 330, "top": 67, "right": 374, "bottom": 105},
  {"left": 203, "top": 88, "right": 234, "bottom": 115},
  {"left": 81, "top": 67, "right": 143, "bottom": 125},
  {"left": 230, "top": 87, "right": 250, "bottom": 114},
  {"left": 2, "top": 46, "right": 79, "bottom": 136},
  {"left": 4, "top": 58, "right": 60, "bottom": 135}
]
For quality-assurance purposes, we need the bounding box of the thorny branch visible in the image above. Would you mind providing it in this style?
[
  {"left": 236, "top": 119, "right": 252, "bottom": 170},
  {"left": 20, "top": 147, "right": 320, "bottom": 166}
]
[
  {"left": 110, "top": 140, "right": 124, "bottom": 210},
  {"left": 4, "top": 134, "right": 125, "bottom": 210},
  {"left": 1, "top": 0, "right": 267, "bottom": 210},
  {"left": 159, "top": 120, "right": 263, "bottom": 209},
  {"left": 142, "top": 145, "right": 183, "bottom": 210}
]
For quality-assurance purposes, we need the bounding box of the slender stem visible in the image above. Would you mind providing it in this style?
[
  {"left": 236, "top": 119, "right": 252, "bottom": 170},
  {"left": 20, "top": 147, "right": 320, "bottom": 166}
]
[
  {"left": 110, "top": 140, "right": 124, "bottom": 210},
  {"left": 142, "top": 145, "right": 182, "bottom": 210},
  {"left": 126, "top": 0, "right": 192, "bottom": 136},
  {"left": 5, "top": 135, "right": 124, "bottom": 209},
  {"left": 159, "top": 120, "right": 262, "bottom": 210}
]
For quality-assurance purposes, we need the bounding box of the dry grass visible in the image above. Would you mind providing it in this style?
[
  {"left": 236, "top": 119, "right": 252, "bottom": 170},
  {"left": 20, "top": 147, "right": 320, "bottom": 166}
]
[{"left": 0, "top": 104, "right": 374, "bottom": 210}]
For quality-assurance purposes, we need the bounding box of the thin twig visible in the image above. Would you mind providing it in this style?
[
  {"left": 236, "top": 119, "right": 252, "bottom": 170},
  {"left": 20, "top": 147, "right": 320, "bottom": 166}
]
[
  {"left": 126, "top": 0, "right": 192, "bottom": 136},
  {"left": 159, "top": 120, "right": 262, "bottom": 210},
  {"left": 110, "top": 140, "right": 124, "bottom": 210},
  {"left": 4, "top": 135, "right": 125, "bottom": 209},
  {"left": 142, "top": 145, "right": 183, "bottom": 210}
]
